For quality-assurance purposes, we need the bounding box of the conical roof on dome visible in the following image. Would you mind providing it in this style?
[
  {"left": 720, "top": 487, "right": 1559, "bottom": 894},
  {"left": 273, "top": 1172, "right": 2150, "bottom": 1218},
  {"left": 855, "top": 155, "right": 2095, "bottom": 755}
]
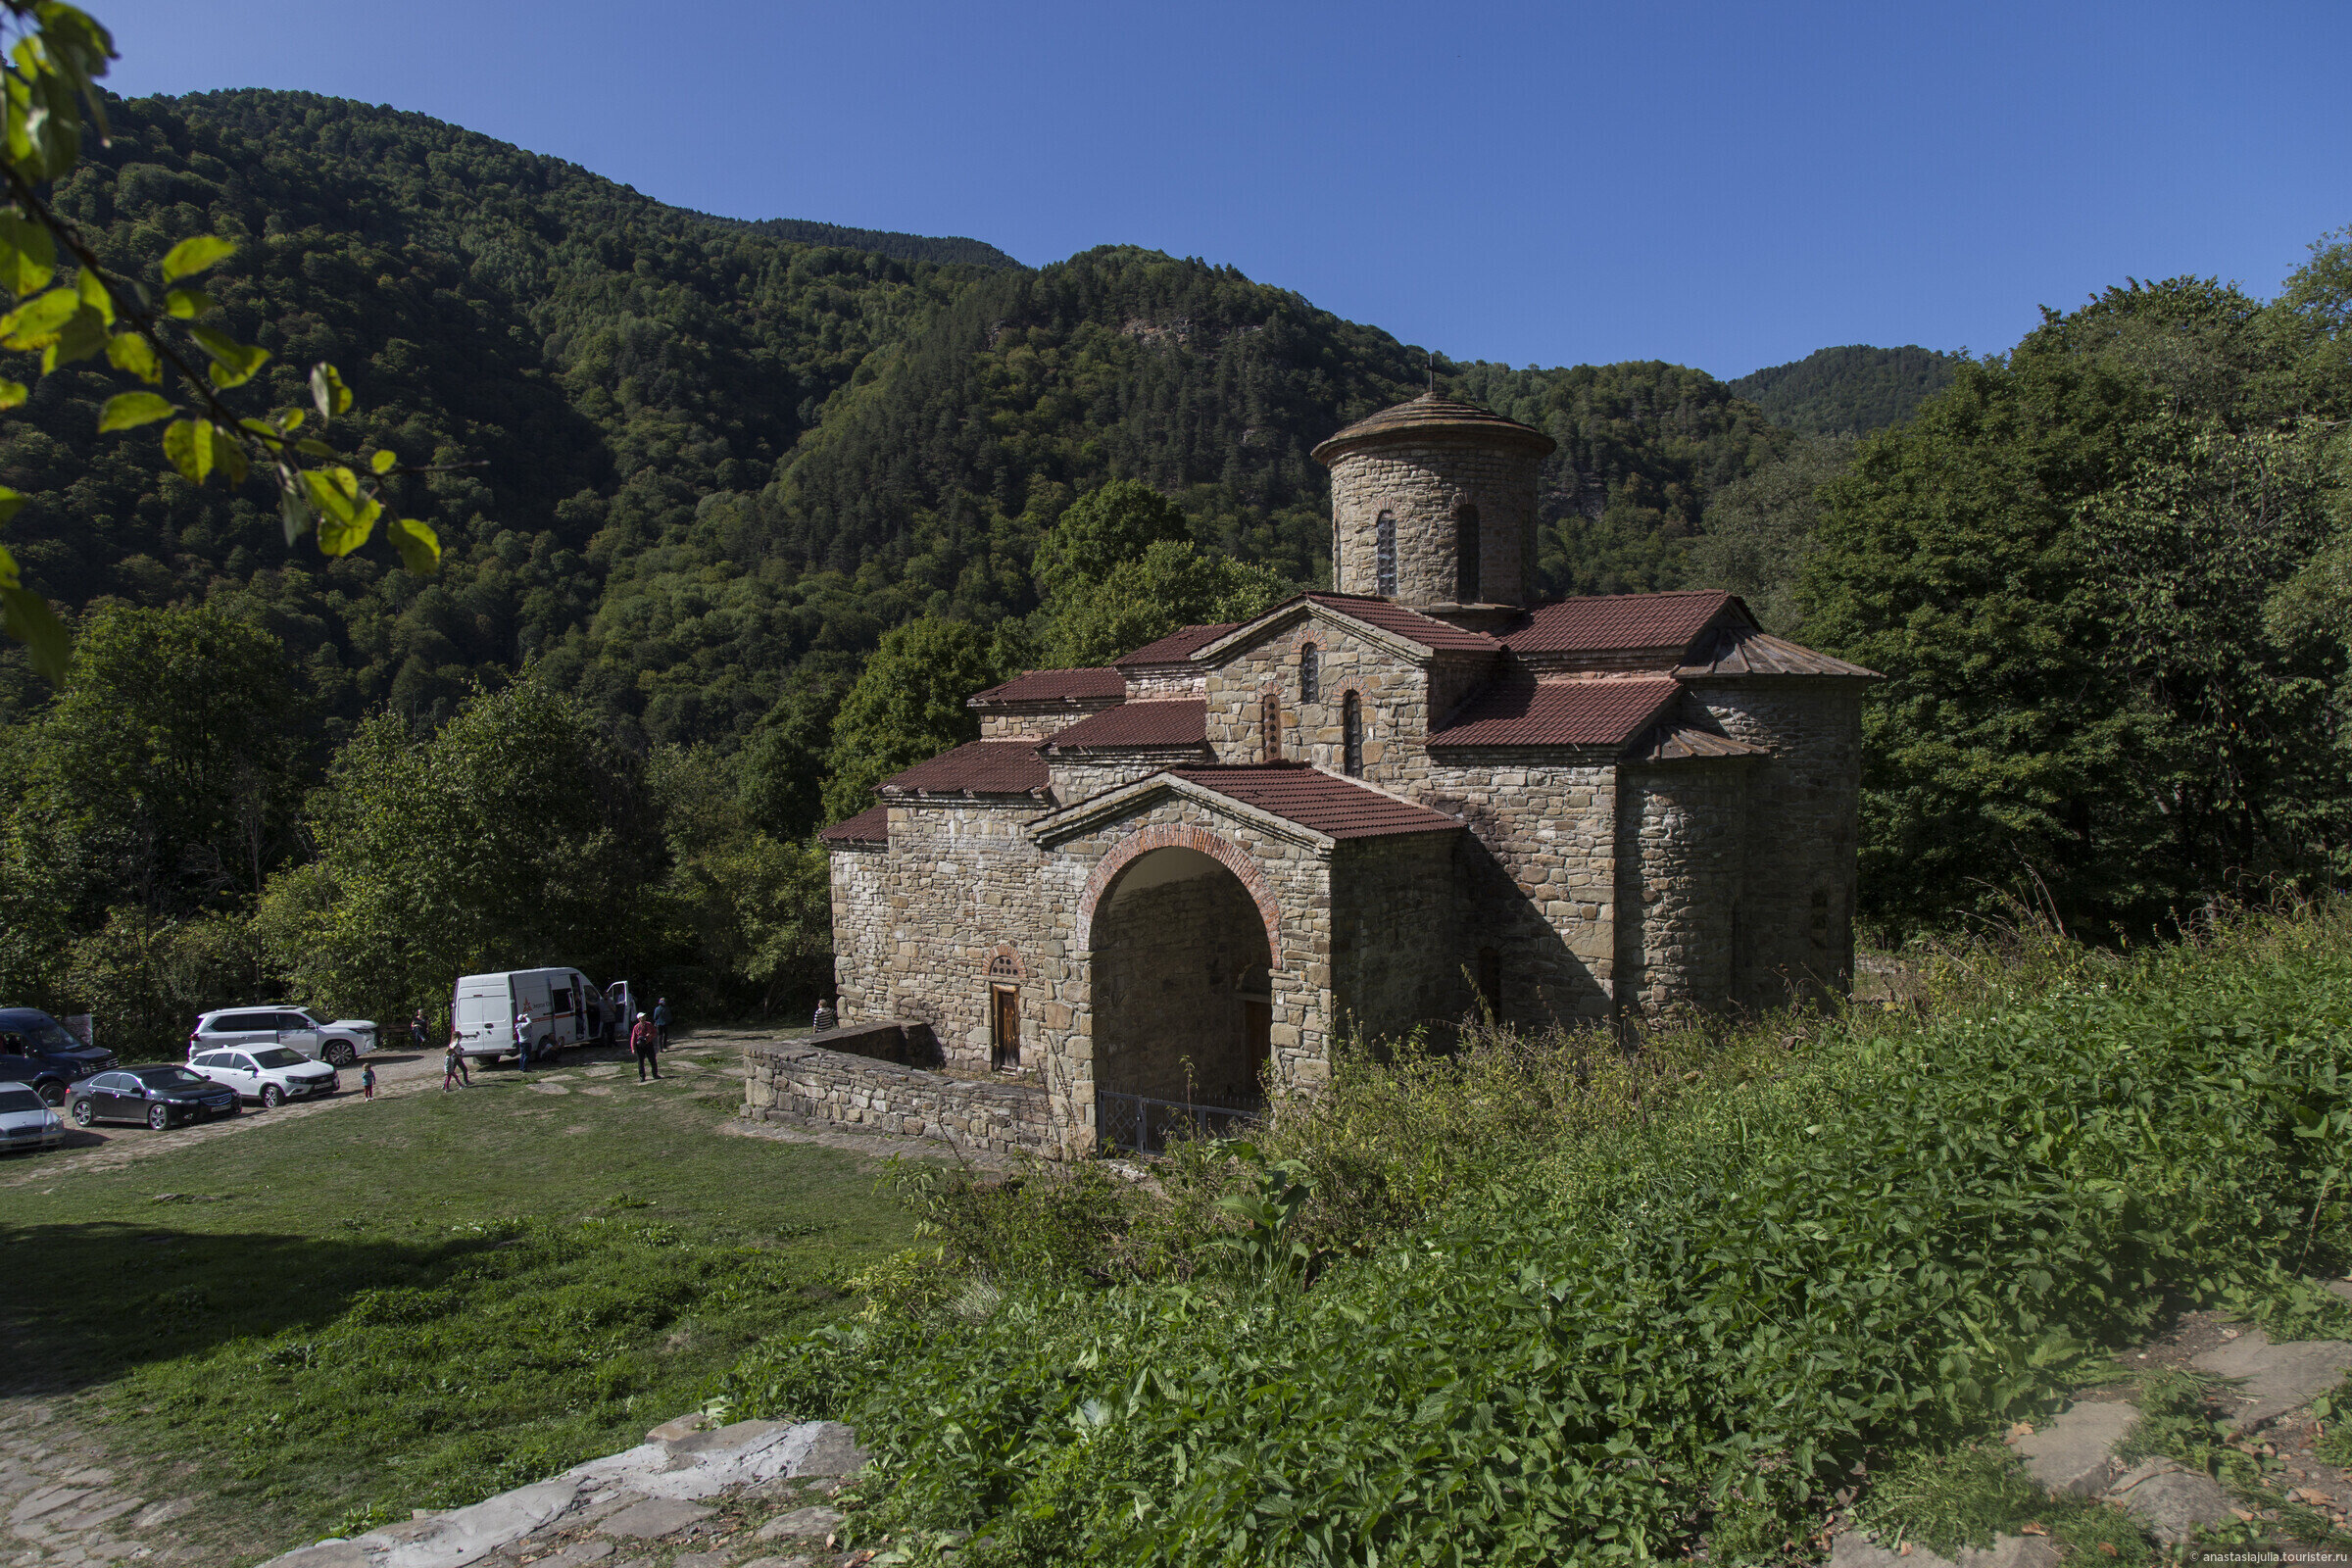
[{"left": 1310, "top": 391, "right": 1556, "bottom": 465}]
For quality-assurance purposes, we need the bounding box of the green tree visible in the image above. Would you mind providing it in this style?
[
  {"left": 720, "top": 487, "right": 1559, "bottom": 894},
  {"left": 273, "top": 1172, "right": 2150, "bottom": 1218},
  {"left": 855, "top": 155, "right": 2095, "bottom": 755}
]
[
  {"left": 1043, "top": 538, "right": 1292, "bottom": 667},
  {"left": 257, "top": 674, "right": 663, "bottom": 1020},
  {"left": 1803, "top": 276, "right": 2352, "bottom": 935},
  {"left": 5, "top": 602, "right": 302, "bottom": 922},
  {"left": 0, "top": 4, "right": 441, "bottom": 679},
  {"left": 1684, "top": 435, "right": 1854, "bottom": 635},
  {"left": 647, "top": 744, "right": 833, "bottom": 1014},
  {"left": 819, "top": 618, "right": 1005, "bottom": 822},
  {"left": 1033, "top": 479, "right": 1192, "bottom": 605}
]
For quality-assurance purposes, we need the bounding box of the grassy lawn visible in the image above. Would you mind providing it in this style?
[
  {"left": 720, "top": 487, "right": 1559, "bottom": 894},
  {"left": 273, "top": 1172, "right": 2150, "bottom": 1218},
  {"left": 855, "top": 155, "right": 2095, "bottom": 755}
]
[{"left": 1, "top": 1045, "right": 922, "bottom": 1561}]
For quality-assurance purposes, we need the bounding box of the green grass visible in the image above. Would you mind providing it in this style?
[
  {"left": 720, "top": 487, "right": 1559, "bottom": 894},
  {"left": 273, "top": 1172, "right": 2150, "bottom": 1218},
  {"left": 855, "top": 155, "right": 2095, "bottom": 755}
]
[{"left": 2, "top": 1044, "right": 920, "bottom": 1559}]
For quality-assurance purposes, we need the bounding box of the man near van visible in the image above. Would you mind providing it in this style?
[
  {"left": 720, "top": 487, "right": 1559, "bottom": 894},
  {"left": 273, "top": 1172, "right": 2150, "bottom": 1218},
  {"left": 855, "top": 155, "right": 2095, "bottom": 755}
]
[
  {"left": 514, "top": 1007, "right": 534, "bottom": 1073},
  {"left": 652, "top": 997, "right": 671, "bottom": 1051},
  {"left": 629, "top": 1011, "right": 660, "bottom": 1081}
]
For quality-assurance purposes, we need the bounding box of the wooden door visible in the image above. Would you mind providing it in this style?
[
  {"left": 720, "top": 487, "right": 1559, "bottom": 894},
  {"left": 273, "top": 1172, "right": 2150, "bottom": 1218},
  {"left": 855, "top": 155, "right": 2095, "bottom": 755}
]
[
  {"left": 991, "top": 985, "right": 1020, "bottom": 1070},
  {"left": 1244, "top": 1000, "right": 1272, "bottom": 1088}
]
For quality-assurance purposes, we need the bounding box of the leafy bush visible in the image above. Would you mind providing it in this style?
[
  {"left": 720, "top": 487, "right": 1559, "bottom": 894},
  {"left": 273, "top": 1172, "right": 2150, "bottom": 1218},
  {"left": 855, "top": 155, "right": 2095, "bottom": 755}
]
[{"left": 725, "top": 904, "right": 2352, "bottom": 1564}]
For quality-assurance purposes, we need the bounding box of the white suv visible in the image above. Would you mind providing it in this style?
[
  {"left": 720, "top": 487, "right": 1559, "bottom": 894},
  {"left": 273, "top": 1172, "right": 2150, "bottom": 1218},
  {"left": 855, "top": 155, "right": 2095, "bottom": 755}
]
[
  {"left": 189, "top": 1005, "right": 378, "bottom": 1068},
  {"left": 187, "top": 1045, "right": 340, "bottom": 1108}
]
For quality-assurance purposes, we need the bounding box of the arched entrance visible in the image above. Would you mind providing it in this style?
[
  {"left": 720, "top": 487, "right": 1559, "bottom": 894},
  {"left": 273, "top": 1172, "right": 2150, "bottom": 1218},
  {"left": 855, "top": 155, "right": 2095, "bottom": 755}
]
[{"left": 1088, "top": 844, "right": 1275, "bottom": 1147}]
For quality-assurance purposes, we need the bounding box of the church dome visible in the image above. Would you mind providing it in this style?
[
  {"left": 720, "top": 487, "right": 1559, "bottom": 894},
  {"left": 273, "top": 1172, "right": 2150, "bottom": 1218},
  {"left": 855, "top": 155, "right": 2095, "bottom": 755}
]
[{"left": 1311, "top": 392, "right": 1555, "bottom": 466}]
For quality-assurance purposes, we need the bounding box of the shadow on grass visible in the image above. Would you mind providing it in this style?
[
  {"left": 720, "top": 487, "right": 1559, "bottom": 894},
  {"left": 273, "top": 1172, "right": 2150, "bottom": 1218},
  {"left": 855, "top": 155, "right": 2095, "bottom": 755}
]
[{"left": 2, "top": 1219, "right": 534, "bottom": 1394}]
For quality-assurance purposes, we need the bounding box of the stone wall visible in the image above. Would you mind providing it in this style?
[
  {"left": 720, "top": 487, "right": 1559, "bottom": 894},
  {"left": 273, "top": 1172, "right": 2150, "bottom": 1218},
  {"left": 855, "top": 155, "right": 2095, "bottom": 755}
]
[
  {"left": 1032, "top": 803, "right": 1336, "bottom": 1143},
  {"left": 1047, "top": 757, "right": 1178, "bottom": 807},
  {"left": 1330, "top": 830, "right": 1468, "bottom": 1050},
  {"left": 1422, "top": 756, "right": 1620, "bottom": 1023},
  {"left": 1091, "top": 858, "right": 1271, "bottom": 1104},
  {"left": 1199, "top": 610, "right": 1498, "bottom": 795},
  {"left": 1689, "top": 680, "right": 1866, "bottom": 1008},
  {"left": 1328, "top": 438, "right": 1544, "bottom": 608},
  {"left": 1614, "top": 758, "right": 1754, "bottom": 1015},
  {"left": 853, "top": 800, "right": 1062, "bottom": 1079},
  {"left": 741, "top": 1037, "right": 1056, "bottom": 1158},
  {"left": 825, "top": 840, "right": 889, "bottom": 1017}
]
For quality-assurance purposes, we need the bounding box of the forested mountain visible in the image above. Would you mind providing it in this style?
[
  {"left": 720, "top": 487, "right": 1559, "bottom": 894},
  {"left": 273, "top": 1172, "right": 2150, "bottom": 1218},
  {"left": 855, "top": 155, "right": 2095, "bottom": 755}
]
[
  {"left": 1728, "top": 344, "right": 1961, "bottom": 435},
  {"left": 712, "top": 217, "right": 1020, "bottom": 270},
  {"left": 0, "top": 89, "right": 1810, "bottom": 751}
]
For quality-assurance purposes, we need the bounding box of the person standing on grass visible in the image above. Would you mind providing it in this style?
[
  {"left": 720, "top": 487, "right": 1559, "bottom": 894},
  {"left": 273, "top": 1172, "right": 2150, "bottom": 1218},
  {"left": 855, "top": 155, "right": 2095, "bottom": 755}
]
[
  {"left": 410, "top": 1008, "right": 428, "bottom": 1053},
  {"left": 629, "top": 1011, "right": 661, "bottom": 1082},
  {"left": 442, "top": 1036, "right": 468, "bottom": 1091},
  {"left": 514, "top": 1007, "right": 534, "bottom": 1073},
  {"left": 652, "top": 997, "right": 671, "bottom": 1052},
  {"left": 361, "top": 1061, "right": 377, "bottom": 1101}
]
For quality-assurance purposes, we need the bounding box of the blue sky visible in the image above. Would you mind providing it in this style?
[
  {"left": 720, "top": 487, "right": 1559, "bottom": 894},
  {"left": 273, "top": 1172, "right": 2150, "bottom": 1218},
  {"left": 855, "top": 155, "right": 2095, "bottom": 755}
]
[{"left": 97, "top": 0, "right": 2351, "bottom": 379}]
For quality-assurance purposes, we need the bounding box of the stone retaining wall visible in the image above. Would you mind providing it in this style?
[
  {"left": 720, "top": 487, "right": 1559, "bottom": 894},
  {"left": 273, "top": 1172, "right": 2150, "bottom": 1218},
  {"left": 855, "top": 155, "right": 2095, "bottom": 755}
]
[{"left": 741, "top": 1035, "right": 1057, "bottom": 1158}]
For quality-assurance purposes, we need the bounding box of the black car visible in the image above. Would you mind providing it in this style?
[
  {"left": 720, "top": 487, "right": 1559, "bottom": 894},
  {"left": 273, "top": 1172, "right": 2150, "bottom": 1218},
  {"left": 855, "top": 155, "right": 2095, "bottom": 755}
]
[
  {"left": 68, "top": 1065, "right": 238, "bottom": 1130},
  {"left": 0, "top": 1006, "right": 116, "bottom": 1105}
]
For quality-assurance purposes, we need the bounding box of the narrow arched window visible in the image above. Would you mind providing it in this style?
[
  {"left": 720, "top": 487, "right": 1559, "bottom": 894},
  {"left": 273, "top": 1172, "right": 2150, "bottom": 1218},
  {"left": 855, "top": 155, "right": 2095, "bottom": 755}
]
[
  {"left": 1342, "top": 691, "right": 1362, "bottom": 776},
  {"left": 1261, "top": 690, "right": 1280, "bottom": 761},
  {"left": 1299, "top": 642, "right": 1319, "bottom": 704},
  {"left": 1454, "top": 505, "right": 1481, "bottom": 603},
  {"left": 1375, "top": 511, "right": 1396, "bottom": 597}
]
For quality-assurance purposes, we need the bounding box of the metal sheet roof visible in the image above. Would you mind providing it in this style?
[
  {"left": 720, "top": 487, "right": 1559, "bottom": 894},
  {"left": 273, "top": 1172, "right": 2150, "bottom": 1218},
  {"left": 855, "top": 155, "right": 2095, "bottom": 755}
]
[
  {"left": 1428, "top": 675, "right": 1682, "bottom": 749},
  {"left": 1310, "top": 393, "right": 1556, "bottom": 465},
  {"left": 1170, "top": 764, "right": 1462, "bottom": 840},
  {"left": 1498, "top": 591, "right": 1751, "bottom": 655},
  {"left": 877, "top": 739, "right": 1051, "bottom": 797},
  {"left": 1675, "top": 628, "right": 1882, "bottom": 679},
  {"left": 967, "top": 666, "right": 1127, "bottom": 706},
  {"left": 817, "top": 804, "right": 890, "bottom": 844},
  {"left": 1114, "top": 622, "right": 1240, "bottom": 667},
  {"left": 1046, "top": 699, "right": 1207, "bottom": 751},
  {"left": 1300, "top": 593, "right": 1500, "bottom": 653}
]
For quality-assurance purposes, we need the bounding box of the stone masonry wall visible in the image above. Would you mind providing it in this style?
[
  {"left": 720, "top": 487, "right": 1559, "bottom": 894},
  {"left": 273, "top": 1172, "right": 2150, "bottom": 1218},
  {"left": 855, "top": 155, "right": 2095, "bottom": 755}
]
[
  {"left": 1330, "top": 831, "right": 1468, "bottom": 1046},
  {"left": 1031, "top": 803, "right": 1334, "bottom": 1131},
  {"left": 1048, "top": 757, "right": 1182, "bottom": 807},
  {"left": 1688, "top": 680, "right": 1866, "bottom": 1008},
  {"left": 742, "top": 1038, "right": 1055, "bottom": 1158},
  {"left": 1613, "top": 759, "right": 1754, "bottom": 1015},
  {"left": 858, "top": 801, "right": 1061, "bottom": 1079},
  {"left": 1091, "top": 864, "right": 1271, "bottom": 1104},
  {"left": 1199, "top": 610, "right": 1494, "bottom": 795},
  {"left": 826, "top": 842, "right": 889, "bottom": 1017},
  {"left": 1422, "top": 756, "right": 1620, "bottom": 1023},
  {"left": 1328, "top": 438, "right": 1544, "bottom": 607}
]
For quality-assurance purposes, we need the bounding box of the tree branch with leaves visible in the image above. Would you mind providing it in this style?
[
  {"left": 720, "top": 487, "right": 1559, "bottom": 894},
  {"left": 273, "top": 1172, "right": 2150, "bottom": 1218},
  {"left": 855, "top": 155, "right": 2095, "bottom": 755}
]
[{"left": 0, "top": 0, "right": 448, "bottom": 681}]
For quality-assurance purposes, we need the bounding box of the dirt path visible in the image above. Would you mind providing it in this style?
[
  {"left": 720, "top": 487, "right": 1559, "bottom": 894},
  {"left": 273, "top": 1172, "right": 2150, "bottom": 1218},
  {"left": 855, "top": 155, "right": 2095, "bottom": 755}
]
[
  {"left": 0, "top": 1385, "right": 207, "bottom": 1565},
  {"left": 0, "top": 1033, "right": 760, "bottom": 1189}
]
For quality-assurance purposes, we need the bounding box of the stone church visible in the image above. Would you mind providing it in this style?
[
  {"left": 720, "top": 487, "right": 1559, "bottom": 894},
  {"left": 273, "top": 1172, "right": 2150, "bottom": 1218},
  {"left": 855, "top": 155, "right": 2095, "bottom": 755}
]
[{"left": 820, "top": 392, "right": 1877, "bottom": 1148}]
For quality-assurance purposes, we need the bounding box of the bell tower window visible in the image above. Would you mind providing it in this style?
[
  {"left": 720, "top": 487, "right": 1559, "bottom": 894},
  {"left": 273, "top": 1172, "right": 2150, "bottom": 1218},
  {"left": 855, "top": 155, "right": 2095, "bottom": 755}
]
[
  {"left": 1454, "top": 505, "right": 1481, "bottom": 604},
  {"left": 1375, "top": 511, "right": 1396, "bottom": 598}
]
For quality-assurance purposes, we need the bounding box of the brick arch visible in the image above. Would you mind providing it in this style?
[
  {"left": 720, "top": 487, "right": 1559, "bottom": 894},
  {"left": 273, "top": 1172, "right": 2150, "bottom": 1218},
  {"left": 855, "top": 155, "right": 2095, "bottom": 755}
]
[
  {"left": 983, "top": 945, "right": 1025, "bottom": 980},
  {"left": 1077, "top": 823, "right": 1284, "bottom": 968}
]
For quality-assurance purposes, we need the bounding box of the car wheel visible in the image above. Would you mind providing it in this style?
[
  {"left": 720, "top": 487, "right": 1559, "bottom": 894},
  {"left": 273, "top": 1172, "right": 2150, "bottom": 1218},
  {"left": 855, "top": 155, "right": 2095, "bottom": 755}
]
[
  {"left": 261, "top": 1083, "right": 284, "bottom": 1109},
  {"left": 147, "top": 1103, "right": 169, "bottom": 1131},
  {"left": 37, "top": 1079, "right": 64, "bottom": 1107},
  {"left": 70, "top": 1099, "right": 92, "bottom": 1126},
  {"left": 326, "top": 1041, "right": 356, "bottom": 1068}
]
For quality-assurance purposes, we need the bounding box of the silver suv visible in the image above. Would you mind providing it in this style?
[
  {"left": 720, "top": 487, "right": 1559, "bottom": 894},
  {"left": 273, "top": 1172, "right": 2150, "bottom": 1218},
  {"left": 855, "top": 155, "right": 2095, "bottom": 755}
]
[{"left": 189, "top": 1005, "right": 378, "bottom": 1068}]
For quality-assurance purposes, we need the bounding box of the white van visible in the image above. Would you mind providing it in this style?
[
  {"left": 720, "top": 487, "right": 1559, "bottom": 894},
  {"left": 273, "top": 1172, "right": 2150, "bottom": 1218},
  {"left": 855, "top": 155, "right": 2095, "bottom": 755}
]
[{"left": 451, "top": 970, "right": 627, "bottom": 1064}]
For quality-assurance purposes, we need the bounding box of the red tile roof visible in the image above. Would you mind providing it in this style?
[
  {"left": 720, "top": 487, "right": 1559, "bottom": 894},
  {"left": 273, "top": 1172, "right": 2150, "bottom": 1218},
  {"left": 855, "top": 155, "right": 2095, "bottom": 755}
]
[
  {"left": 1498, "top": 591, "right": 1751, "bottom": 655},
  {"left": 1170, "top": 764, "right": 1462, "bottom": 840},
  {"left": 967, "top": 666, "right": 1127, "bottom": 706},
  {"left": 1629, "top": 724, "right": 1768, "bottom": 762},
  {"left": 1115, "top": 623, "right": 1240, "bottom": 667},
  {"left": 1046, "top": 699, "right": 1206, "bottom": 751},
  {"left": 818, "top": 804, "right": 891, "bottom": 844},
  {"left": 1299, "top": 593, "right": 1499, "bottom": 653},
  {"left": 1428, "top": 675, "right": 1682, "bottom": 750},
  {"left": 877, "top": 739, "right": 1051, "bottom": 797},
  {"left": 1676, "top": 628, "right": 1882, "bottom": 679}
]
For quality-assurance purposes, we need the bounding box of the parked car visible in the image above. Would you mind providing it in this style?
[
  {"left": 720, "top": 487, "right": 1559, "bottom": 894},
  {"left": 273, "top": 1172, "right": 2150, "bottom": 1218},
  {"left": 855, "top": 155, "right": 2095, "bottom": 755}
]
[
  {"left": 188, "top": 1005, "right": 378, "bottom": 1068},
  {"left": 451, "top": 970, "right": 623, "bottom": 1064},
  {"left": 0, "top": 1006, "right": 117, "bottom": 1105},
  {"left": 68, "top": 1065, "right": 238, "bottom": 1130},
  {"left": 186, "top": 1045, "right": 339, "bottom": 1108},
  {"left": 0, "top": 1079, "right": 64, "bottom": 1152}
]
